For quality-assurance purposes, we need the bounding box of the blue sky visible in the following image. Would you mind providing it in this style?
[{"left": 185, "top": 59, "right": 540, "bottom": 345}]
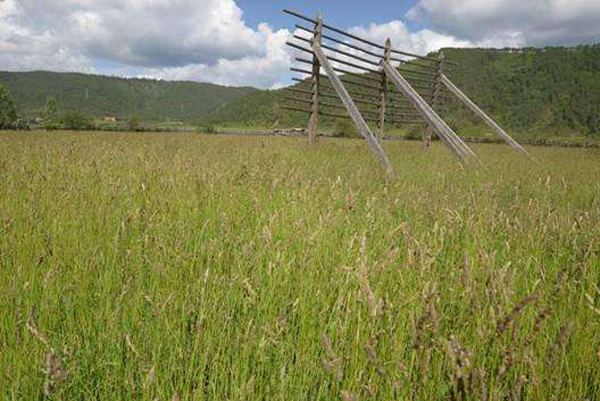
[
  {"left": 1, "top": 0, "right": 599, "bottom": 88},
  {"left": 238, "top": 1, "right": 422, "bottom": 32}
]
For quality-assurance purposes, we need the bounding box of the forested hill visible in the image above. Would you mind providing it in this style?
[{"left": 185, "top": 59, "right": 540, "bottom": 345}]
[
  {"left": 0, "top": 71, "right": 257, "bottom": 122},
  {"left": 2, "top": 45, "right": 599, "bottom": 135},
  {"left": 206, "top": 45, "right": 600, "bottom": 137},
  {"left": 441, "top": 46, "right": 600, "bottom": 135}
]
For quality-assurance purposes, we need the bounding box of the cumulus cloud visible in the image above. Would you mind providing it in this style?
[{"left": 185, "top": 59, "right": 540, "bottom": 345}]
[
  {"left": 146, "top": 24, "right": 292, "bottom": 88},
  {"left": 343, "top": 19, "right": 525, "bottom": 63},
  {"left": 348, "top": 21, "right": 475, "bottom": 57},
  {"left": 0, "top": 0, "right": 95, "bottom": 72},
  {"left": 13, "top": 0, "right": 266, "bottom": 67},
  {"left": 407, "top": 0, "right": 600, "bottom": 47},
  {"left": 2, "top": 0, "right": 599, "bottom": 88},
  {"left": 0, "top": 0, "right": 291, "bottom": 88}
]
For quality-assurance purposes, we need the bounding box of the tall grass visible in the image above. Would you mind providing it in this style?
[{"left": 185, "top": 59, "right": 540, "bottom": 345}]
[{"left": 1, "top": 131, "right": 599, "bottom": 400}]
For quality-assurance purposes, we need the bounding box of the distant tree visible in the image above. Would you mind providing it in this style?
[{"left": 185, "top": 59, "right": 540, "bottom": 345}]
[
  {"left": 0, "top": 83, "right": 18, "bottom": 129},
  {"left": 43, "top": 97, "right": 60, "bottom": 130},
  {"left": 126, "top": 115, "right": 141, "bottom": 131},
  {"left": 61, "top": 111, "right": 92, "bottom": 130}
]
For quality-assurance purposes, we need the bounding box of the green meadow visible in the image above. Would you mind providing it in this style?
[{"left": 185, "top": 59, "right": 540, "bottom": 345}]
[{"left": 1, "top": 131, "right": 599, "bottom": 400}]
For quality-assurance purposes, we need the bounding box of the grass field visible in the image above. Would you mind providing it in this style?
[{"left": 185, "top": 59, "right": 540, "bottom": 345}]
[{"left": 1, "top": 131, "right": 599, "bottom": 400}]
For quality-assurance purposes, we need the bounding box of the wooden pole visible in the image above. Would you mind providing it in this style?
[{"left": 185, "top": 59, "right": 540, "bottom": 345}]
[
  {"left": 308, "top": 14, "right": 323, "bottom": 146},
  {"left": 383, "top": 60, "right": 477, "bottom": 164},
  {"left": 378, "top": 39, "right": 391, "bottom": 142},
  {"left": 440, "top": 74, "right": 533, "bottom": 158},
  {"left": 423, "top": 51, "right": 445, "bottom": 149},
  {"left": 312, "top": 42, "right": 392, "bottom": 172}
]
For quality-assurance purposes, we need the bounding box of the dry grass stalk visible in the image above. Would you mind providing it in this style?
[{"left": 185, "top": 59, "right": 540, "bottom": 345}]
[
  {"left": 509, "top": 375, "right": 528, "bottom": 401},
  {"left": 547, "top": 321, "right": 574, "bottom": 365},
  {"left": 160, "top": 292, "right": 175, "bottom": 313},
  {"left": 44, "top": 349, "right": 68, "bottom": 396},
  {"left": 126, "top": 334, "right": 140, "bottom": 357},
  {"left": 496, "top": 294, "right": 538, "bottom": 336},
  {"left": 26, "top": 309, "right": 70, "bottom": 396},
  {"left": 321, "top": 335, "right": 343, "bottom": 382},
  {"left": 363, "top": 334, "right": 386, "bottom": 376},
  {"left": 341, "top": 390, "right": 358, "bottom": 401},
  {"left": 361, "top": 383, "right": 376, "bottom": 397},
  {"left": 412, "top": 285, "right": 440, "bottom": 350},
  {"left": 118, "top": 277, "right": 133, "bottom": 302},
  {"left": 356, "top": 271, "right": 385, "bottom": 319},
  {"left": 523, "top": 307, "right": 551, "bottom": 347},
  {"left": 244, "top": 374, "right": 255, "bottom": 399},
  {"left": 26, "top": 308, "right": 49, "bottom": 347},
  {"left": 585, "top": 293, "right": 600, "bottom": 317},
  {"left": 143, "top": 293, "right": 157, "bottom": 315},
  {"left": 443, "top": 336, "right": 474, "bottom": 401},
  {"left": 242, "top": 279, "right": 257, "bottom": 302},
  {"left": 497, "top": 348, "right": 516, "bottom": 379},
  {"left": 143, "top": 365, "right": 156, "bottom": 390},
  {"left": 476, "top": 368, "right": 488, "bottom": 401}
]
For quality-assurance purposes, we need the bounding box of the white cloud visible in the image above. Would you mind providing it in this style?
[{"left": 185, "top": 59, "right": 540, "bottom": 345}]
[
  {"left": 2, "top": 0, "right": 599, "bottom": 89},
  {"left": 0, "top": 0, "right": 95, "bottom": 72},
  {"left": 0, "top": 0, "right": 291, "bottom": 88},
  {"left": 146, "top": 24, "right": 292, "bottom": 88},
  {"left": 14, "top": 0, "right": 265, "bottom": 66},
  {"left": 407, "top": 0, "right": 600, "bottom": 46},
  {"left": 348, "top": 21, "right": 473, "bottom": 57}
]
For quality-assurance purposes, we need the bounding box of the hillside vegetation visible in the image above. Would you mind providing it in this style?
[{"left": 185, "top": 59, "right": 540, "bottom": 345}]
[
  {"left": 2, "top": 45, "right": 599, "bottom": 138},
  {"left": 206, "top": 45, "right": 600, "bottom": 138},
  {"left": 442, "top": 46, "right": 600, "bottom": 136},
  {"left": 0, "top": 71, "right": 257, "bottom": 122}
]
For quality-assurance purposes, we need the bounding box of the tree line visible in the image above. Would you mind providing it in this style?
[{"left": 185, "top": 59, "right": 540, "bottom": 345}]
[{"left": 0, "top": 83, "right": 142, "bottom": 131}]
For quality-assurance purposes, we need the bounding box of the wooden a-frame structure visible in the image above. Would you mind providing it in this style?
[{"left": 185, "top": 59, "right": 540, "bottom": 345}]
[{"left": 282, "top": 10, "right": 531, "bottom": 171}]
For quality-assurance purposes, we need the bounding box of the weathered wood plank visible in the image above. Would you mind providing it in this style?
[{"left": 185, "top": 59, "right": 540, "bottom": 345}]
[
  {"left": 383, "top": 61, "right": 477, "bottom": 163},
  {"left": 378, "top": 39, "right": 391, "bottom": 142},
  {"left": 423, "top": 52, "right": 445, "bottom": 148},
  {"left": 440, "top": 74, "right": 532, "bottom": 158},
  {"left": 312, "top": 43, "right": 392, "bottom": 171},
  {"left": 308, "top": 15, "right": 323, "bottom": 146}
]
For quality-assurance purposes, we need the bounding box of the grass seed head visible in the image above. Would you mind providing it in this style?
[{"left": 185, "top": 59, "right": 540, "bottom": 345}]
[{"left": 43, "top": 349, "right": 67, "bottom": 396}]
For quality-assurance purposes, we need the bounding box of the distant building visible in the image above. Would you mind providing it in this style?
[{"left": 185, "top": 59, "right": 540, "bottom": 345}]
[{"left": 102, "top": 116, "right": 118, "bottom": 122}]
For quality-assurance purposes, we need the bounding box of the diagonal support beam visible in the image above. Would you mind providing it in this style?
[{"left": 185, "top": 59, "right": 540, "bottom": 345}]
[
  {"left": 382, "top": 61, "right": 477, "bottom": 164},
  {"left": 440, "top": 74, "right": 533, "bottom": 159},
  {"left": 312, "top": 42, "right": 392, "bottom": 172}
]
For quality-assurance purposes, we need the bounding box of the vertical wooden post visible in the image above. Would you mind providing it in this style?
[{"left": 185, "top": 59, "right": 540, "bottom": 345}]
[
  {"left": 308, "top": 14, "right": 323, "bottom": 146},
  {"left": 423, "top": 51, "right": 445, "bottom": 148},
  {"left": 378, "top": 39, "right": 391, "bottom": 142}
]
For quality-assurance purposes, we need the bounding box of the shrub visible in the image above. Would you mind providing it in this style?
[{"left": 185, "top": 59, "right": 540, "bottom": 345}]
[
  {"left": 404, "top": 129, "right": 422, "bottom": 141},
  {"left": 0, "top": 83, "right": 18, "bottom": 129},
  {"left": 61, "top": 112, "right": 93, "bottom": 130},
  {"left": 127, "top": 116, "right": 141, "bottom": 131},
  {"left": 331, "top": 119, "right": 358, "bottom": 138},
  {"left": 198, "top": 125, "right": 218, "bottom": 134}
]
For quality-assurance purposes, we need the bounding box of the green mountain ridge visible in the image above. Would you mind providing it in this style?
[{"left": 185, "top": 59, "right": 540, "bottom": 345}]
[
  {"left": 205, "top": 45, "right": 600, "bottom": 138},
  {"left": 0, "top": 71, "right": 258, "bottom": 122}
]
